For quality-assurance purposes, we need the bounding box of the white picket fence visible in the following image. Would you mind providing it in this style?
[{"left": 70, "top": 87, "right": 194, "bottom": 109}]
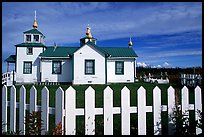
[{"left": 2, "top": 85, "right": 202, "bottom": 135}]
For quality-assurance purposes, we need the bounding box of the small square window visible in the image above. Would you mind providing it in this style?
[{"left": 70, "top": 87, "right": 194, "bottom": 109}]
[
  {"left": 26, "top": 35, "right": 31, "bottom": 42},
  {"left": 34, "top": 35, "right": 39, "bottom": 42},
  {"left": 27, "top": 47, "right": 33, "bottom": 55}
]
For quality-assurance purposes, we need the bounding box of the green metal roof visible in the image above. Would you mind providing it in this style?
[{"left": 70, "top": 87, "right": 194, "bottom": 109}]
[
  {"left": 5, "top": 55, "right": 16, "bottom": 63},
  {"left": 15, "top": 43, "right": 46, "bottom": 47},
  {"left": 39, "top": 46, "right": 78, "bottom": 57},
  {"left": 100, "top": 47, "right": 138, "bottom": 57},
  {"left": 39, "top": 42, "right": 137, "bottom": 58},
  {"left": 23, "top": 29, "right": 44, "bottom": 35}
]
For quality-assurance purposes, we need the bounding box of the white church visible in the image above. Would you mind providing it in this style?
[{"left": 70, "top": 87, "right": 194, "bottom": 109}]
[{"left": 3, "top": 13, "right": 138, "bottom": 85}]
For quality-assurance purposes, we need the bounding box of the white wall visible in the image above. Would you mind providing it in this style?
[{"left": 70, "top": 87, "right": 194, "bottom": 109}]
[
  {"left": 41, "top": 58, "right": 72, "bottom": 82},
  {"left": 73, "top": 45, "right": 105, "bottom": 84},
  {"left": 16, "top": 47, "right": 43, "bottom": 83},
  {"left": 107, "top": 58, "right": 135, "bottom": 83}
]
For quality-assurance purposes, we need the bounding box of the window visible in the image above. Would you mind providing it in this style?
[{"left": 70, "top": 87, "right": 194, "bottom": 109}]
[
  {"left": 27, "top": 47, "right": 33, "bottom": 55},
  {"left": 115, "top": 61, "right": 124, "bottom": 75},
  {"left": 85, "top": 60, "right": 95, "bottom": 75},
  {"left": 23, "top": 62, "right": 32, "bottom": 74},
  {"left": 26, "top": 35, "right": 31, "bottom": 42},
  {"left": 34, "top": 35, "right": 39, "bottom": 42},
  {"left": 52, "top": 61, "right": 61, "bottom": 74}
]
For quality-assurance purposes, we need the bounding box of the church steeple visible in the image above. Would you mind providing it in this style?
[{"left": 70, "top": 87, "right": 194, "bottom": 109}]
[
  {"left": 86, "top": 24, "right": 92, "bottom": 39},
  {"left": 128, "top": 37, "right": 133, "bottom": 48},
  {"left": 33, "top": 10, "right": 38, "bottom": 29}
]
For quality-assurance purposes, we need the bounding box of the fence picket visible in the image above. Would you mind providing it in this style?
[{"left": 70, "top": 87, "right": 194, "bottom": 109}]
[
  {"left": 41, "top": 86, "right": 49, "bottom": 135},
  {"left": 30, "top": 85, "right": 37, "bottom": 113},
  {"left": 85, "top": 86, "right": 95, "bottom": 135},
  {"left": 167, "top": 86, "right": 175, "bottom": 135},
  {"left": 137, "top": 86, "right": 146, "bottom": 135},
  {"left": 104, "top": 86, "right": 113, "bottom": 135},
  {"left": 19, "top": 85, "right": 26, "bottom": 135},
  {"left": 195, "top": 86, "right": 202, "bottom": 135},
  {"left": 65, "top": 86, "right": 76, "bottom": 135},
  {"left": 10, "top": 85, "right": 16, "bottom": 132},
  {"left": 121, "top": 86, "right": 130, "bottom": 135},
  {"left": 55, "top": 87, "right": 64, "bottom": 134},
  {"left": 2, "top": 85, "right": 7, "bottom": 133},
  {"left": 181, "top": 86, "right": 189, "bottom": 122},
  {"left": 153, "top": 86, "right": 161, "bottom": 135}
]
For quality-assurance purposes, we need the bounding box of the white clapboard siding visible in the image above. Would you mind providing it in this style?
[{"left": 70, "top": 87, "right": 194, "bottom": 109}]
[
  {"left": 10, "top": 85, "right": 16, "bottom": 132},
  {"left": 121, "top": 86, "right": 130, "bottom": 135},
  {"left": 153, "top": 86, "right": 161, "bottom": 135},
  {"left": 167, "top": 86, "right": 175, "bottom": 135},
  {"left": 2, "top": 85, "right": 7, "bottom": 133},
  {"left": 19, "top": 85, "right": 26, "bottom": 135},
  {"left": 55, "top": 87, "right": 64, "bottom": 134},
  {"left": 41, "top": 86, "right": 49, "bottom": 135},
  {"left": 181, "top": 86, "right": 189, "bottom": 121},
  {"left": 195, "top": 86, "right": 202, "bottom": 135},
  {"left": 30, "top": 85, "right": 37, "bottom": 113},
  {"left": 65, "top": 86, "right": 76, "bottom": 135},
  {"left": 104, "top": 86, "right": 113, "bottom": 135},
  {"left": 137, "top": 86, "right": 146, "bottom": 135},
  {"left": 85, "top": 86, "right": 95, "bottom": 135}
]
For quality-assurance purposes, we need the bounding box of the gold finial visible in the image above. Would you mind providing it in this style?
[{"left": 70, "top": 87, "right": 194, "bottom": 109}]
[
  {"left": 128, "top": 37, "right": 133, "bottom": 48},
  {"left": 33, "top": 10, "right": 38, "bottom": 29},
  {"left": 86, "top": 24, "right": 92, "bottom": 39}
]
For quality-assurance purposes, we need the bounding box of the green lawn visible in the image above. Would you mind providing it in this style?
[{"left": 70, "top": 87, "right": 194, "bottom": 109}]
[{"left": 5, "top": 82, "right": 197, "bottom": 135}]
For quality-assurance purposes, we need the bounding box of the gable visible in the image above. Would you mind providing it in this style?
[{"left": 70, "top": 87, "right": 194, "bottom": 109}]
[{"left": 74, "top": 42, "right": 106, "bottom": 58}]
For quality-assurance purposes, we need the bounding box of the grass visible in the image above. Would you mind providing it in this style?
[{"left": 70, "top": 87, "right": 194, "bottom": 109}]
[{"left": 5, "top": 81, "right": 197, "bottom": 134}]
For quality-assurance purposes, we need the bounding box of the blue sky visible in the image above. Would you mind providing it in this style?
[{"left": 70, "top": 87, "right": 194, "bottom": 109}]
[{"left": 2, "top": 2, "right": 202, "bottom": 73}]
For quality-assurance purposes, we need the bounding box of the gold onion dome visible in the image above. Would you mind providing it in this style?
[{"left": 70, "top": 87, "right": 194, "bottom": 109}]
[
  {"left": 86, "top": 24, "right": 92, "bottom": 39},
  {"left": 33, "top": 20, "right": 38, "bottom": 29},
  {"left": 128, "top": 37, "right": 133, "bottom": 47}
]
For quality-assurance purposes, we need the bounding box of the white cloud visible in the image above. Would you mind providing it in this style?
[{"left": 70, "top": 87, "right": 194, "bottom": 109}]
[
  {"left": 137, "top": 62, "right": 149, "bottom": 68},
  {"left": 163, "top": 62, "right": 170, "bottom": 68}
]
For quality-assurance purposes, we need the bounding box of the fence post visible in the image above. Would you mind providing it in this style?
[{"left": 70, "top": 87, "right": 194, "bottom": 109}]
[
  {"left": 85, "top": 86, "right": 95, "bottom": 135},
  {"left": 65, "top": 86, "right": 76, "bottom": 135},
  {"left": 10, "top": 85, "right": 16, "bottom": 133},
  {"left": 167, "top": 86, "right": 175, "bottom": 135},
  {"left": 153, "top": 86, "right": 161, "bottom": 135},
  {"left": 2, "top": 85, "right": 7, "bottom": 133},
  {"left": 121, "top": 86, "right": 130, "bottom": 135},
  {"left": 137, "top": 86, "right": 146, "bottom": 135},
  {"left": 41, "top": 86, "right": 49, "bottom": 135},
  {"left": 104, "top": 86, "right": 113, "bottom": 135},
  {"left": 55, "top": 87, "right": 64, "bottom": 135},
  {"left": 195, "top": 86, "right": 202, "bottom": 135},
  {"left": 19, "top": 85, "right": 26, "bottom": 135},
  {"left": 30, "top": 85, "right": 37, "bottom": 113}
]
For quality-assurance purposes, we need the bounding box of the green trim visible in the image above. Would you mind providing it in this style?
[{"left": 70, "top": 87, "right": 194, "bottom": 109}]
[
  {"left": 115, "top": 61, "right": 124, "bottom": 75},
  {"left": 52, "top": 61, "right": 62, "bottom": 74},
  {"left": 15, "top": 43, "right": 46, "bottom": 47},
  {"left": 85, "top": 59, "right": 95, "bottom": 75},
  {"left": 134, "top": 59, "right": 136, "bottom": 80},
  {"left": 23, "top": 29, "right": 44, "bottom": 35},
  {"left": 23, "top": 61, "right": 32, "bottom": 74}
]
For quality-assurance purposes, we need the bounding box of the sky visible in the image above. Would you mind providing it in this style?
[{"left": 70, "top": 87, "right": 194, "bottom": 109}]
[{"left": 2, "top": 2, "right": 202, "bottom": 73}]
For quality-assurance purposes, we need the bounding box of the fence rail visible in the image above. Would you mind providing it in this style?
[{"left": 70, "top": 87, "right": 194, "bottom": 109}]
[{"left": 2, "top": 85, "right": 202, "bottom": 135}]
